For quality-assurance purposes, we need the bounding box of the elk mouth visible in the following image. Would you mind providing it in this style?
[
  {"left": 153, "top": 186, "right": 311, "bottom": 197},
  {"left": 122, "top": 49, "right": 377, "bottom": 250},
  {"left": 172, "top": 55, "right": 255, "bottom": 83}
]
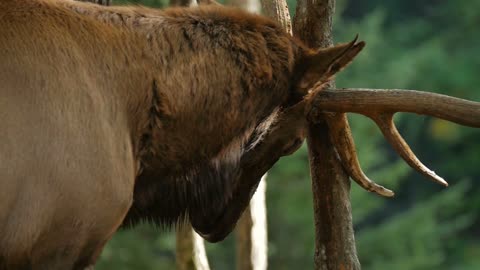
[
  {"left": 191, "top": 211, "right": 237, "bottom": 243},
  {"left": 190, "top": 208, "right": 240, "bottom": 242},
  {"left": 189, "top": 179, "right": 260, "bottom": 243}
]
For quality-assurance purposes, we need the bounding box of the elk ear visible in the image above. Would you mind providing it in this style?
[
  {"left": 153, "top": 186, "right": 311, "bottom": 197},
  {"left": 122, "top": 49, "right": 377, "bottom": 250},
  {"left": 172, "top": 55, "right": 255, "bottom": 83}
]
[{"left": 297, "top": 36, "right": 365, "bottom": 94}]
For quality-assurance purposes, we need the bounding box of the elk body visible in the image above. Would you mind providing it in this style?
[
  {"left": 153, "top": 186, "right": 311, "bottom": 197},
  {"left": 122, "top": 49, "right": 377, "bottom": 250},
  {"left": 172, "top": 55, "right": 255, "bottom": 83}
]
[{"left": 0, "top": 0, "right": 364, "bottom": 268}]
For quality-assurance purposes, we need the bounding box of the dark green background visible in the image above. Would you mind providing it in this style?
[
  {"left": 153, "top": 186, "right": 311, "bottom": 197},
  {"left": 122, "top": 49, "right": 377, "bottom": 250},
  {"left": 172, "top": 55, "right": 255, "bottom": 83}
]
[{"left": 97, "top": 0, "right": 480, "bottom": 269}]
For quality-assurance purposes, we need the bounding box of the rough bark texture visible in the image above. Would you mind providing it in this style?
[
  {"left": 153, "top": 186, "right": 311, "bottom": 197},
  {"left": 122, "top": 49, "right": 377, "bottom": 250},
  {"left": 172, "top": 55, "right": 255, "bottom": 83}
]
[
  {"left": 260, "top": 0, "right": 292, "bottom": 34},
  {"left": 306, "top": 120, "right": 361, "bottom": 270},
  {"left": 293, "top": 0, "right": 333, "bottom": 48},
  {"left": 294, "top": 0, "right": 361, "bottom": 269},
  {"left": 176, "top": 224, "right": 211, "bottom": 270}
]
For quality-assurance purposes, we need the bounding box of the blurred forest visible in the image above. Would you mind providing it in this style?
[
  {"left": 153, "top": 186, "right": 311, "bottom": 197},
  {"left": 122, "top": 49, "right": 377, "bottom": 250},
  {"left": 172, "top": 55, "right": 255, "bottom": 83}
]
[{"left": 96, "top": 0, "right": 480, "bottom": 269}]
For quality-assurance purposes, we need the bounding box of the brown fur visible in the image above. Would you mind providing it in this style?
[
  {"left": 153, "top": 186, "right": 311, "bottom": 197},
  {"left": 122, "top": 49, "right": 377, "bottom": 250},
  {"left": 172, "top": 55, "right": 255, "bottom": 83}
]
[{"left": 0, "top": 0, "right": 363, "bottom": 268}]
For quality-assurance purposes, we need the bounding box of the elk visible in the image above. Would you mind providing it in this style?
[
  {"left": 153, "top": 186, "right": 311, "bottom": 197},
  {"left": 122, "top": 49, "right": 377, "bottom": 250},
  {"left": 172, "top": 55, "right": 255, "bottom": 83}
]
[
  {"left": 0, "top": 0, "right": 366, "bottom": 268},
  {"left": 1, "top": 0, "right": 479, "bottom": 269}
]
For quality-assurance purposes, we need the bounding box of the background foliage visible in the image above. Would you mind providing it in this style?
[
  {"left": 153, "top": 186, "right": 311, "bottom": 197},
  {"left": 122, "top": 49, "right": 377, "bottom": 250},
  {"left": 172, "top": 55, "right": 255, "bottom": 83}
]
[{"left": 97, "top": 0, "right": 480, "bottom": 269}]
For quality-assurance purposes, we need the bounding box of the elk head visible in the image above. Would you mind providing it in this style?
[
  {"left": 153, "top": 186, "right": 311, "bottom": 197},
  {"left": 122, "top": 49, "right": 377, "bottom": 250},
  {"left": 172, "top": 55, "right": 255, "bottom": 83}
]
[{"left": 189, "top": 36, "right": 367, "bottom": 242}]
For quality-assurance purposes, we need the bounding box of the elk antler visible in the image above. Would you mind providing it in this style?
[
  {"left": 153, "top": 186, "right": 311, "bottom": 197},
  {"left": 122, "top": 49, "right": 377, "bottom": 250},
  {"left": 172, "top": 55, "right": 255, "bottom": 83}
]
[
  {"left": 308, "top": 88, "right": 480, "bottom": 197},
  {"left": 322, "top": 112, "right": 396, "bottom": 197}
]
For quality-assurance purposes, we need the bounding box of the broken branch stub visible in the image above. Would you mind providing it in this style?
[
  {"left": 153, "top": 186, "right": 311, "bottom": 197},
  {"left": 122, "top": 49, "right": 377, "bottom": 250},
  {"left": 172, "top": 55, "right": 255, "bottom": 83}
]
[{"left": 307, "top": 88, "right": 480, "bottom": 196}]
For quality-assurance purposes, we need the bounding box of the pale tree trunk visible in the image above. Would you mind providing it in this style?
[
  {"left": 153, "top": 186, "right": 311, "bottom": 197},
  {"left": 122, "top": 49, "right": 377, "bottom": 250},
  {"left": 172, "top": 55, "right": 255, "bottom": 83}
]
[
  {"left": 225, "top": 0, "right": 269, "bottom": 269},
  {"left": 260, "top": 0, "right": 292, "bottom": 34},
  {"left": 234, "top": 176, "right": 268, "bottom": 270},
  {"left": 167, "top": 0, "right": 210, "bottom": 269},
  {"left": 176, "top": 224, "right": 211, "bottom": 270},
  {"left": 293, "top": 0, "right": 361, "bottom": 269},
  {"left": 228, "top": 0, "right": 261, "bottom": 13}
]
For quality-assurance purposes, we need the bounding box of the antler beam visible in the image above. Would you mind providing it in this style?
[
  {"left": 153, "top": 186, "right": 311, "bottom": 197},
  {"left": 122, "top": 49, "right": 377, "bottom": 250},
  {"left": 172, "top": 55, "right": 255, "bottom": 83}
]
[
  {"left": 308, "top": 88, "right": 480, "bottom": 196},
  {"left": 311, "top": 89, "right": 480, "bottom": 127}
]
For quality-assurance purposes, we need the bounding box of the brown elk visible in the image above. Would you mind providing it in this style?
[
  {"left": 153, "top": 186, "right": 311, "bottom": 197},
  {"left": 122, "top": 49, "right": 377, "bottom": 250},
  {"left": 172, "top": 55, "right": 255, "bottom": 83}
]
[{"left": 0, "top": 0, "right": 365, "bottom": 268}]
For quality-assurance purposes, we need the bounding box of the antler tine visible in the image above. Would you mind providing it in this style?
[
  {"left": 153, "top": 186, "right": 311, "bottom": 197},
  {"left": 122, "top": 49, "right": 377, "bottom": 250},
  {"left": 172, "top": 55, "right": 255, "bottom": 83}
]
[
  {"left": 307, "top": 88, "right": 480, "bottom": 190},
  {"left": 371, "top": 113, "right": 449, "bottom": 187},
  {"left": 323, "top": 113, "right": 395, "bottom": 197}
]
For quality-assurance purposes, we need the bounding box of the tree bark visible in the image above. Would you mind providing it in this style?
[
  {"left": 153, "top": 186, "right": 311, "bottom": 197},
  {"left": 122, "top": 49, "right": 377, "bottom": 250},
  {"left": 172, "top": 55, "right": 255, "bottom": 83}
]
[
  {"left": 294, "top": 0, "right": 361, "bottom": 269},
  {"left": 259, "top": 0, "right": 360, "bottom": 268},
  {"left": 306, "top": 120, "right": 361, "bottom": 270},
  {"left": 260, "top": 0, "right": 292, "bottom": 34},
  {"left": 292, "top": 0, "right": 334, "bottom": 48}
]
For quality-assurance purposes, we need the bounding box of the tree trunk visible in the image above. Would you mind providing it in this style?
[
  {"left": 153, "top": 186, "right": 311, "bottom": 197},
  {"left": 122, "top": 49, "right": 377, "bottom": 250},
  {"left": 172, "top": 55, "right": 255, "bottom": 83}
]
[
  {"left": 166, "top": 1, "right": 210, "bottom": 269},
  {"left": 293, "top": 0, "right": 361, "bottom": 269},
  {"left": 176, "top": 224, "right": 211, "bottom": 270},
  {"left": 225, "top": 1, "right": 268, "bottom": 269},
  {"left": 235, "top": 176, "right": 268, "bottom": 270},
  {"left": 260, "top": 0, "right": 292, "bottom": 34},
  {"left": 305, "top": 119, "right": 361, "bottom": 270},
  {"left": 228, "top": 0, "right": 261, "bottom": 13}
]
